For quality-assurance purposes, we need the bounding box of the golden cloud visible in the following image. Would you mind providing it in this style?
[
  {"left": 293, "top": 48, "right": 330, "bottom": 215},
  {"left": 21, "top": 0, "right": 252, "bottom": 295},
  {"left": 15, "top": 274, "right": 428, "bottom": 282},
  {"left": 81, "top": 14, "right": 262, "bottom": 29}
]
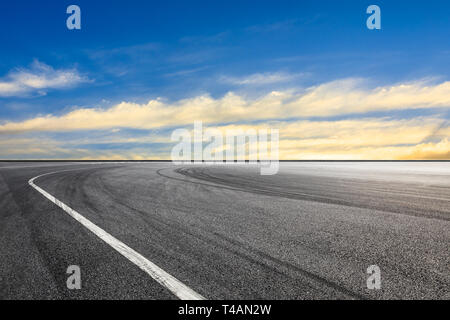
[
  {"left": 0, "top": 78, "right": 449, "bottom": 134},
  {"left": 1, "top": 118, "right": 448, "bottom": 160},
  {"left": 0, "top": 78, "right": 449, "bottom": 159}
]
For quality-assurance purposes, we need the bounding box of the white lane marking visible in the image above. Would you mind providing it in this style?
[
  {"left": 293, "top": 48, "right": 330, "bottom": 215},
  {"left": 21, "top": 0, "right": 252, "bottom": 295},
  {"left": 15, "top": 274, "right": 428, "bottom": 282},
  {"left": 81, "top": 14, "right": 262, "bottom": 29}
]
[{"left": 29, "top": 170, "right": 205, "bottom": 300}]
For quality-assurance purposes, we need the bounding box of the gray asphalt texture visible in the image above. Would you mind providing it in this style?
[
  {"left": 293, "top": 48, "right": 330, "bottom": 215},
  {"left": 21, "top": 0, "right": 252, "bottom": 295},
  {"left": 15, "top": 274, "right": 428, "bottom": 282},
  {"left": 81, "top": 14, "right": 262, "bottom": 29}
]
[{"left": 0, "top": 161, "right": 449, "bottom": 300}]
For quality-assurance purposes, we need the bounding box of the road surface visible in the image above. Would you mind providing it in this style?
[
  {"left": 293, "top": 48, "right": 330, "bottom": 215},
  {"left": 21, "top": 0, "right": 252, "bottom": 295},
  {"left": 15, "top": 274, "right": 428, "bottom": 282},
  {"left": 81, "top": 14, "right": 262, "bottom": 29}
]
[{"left": 0, "top": 162, "right": 449, "bottom": 299}]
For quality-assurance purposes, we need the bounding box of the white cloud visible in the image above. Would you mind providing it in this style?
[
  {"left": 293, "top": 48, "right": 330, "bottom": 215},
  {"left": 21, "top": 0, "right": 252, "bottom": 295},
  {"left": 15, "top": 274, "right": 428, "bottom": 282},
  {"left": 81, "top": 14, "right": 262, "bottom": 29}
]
[
  {"left": 221, "top": 72, "right": 301, "bottom": 86},
  {"left": 0, "top": 60, "right": 90, "bottom": 97}
]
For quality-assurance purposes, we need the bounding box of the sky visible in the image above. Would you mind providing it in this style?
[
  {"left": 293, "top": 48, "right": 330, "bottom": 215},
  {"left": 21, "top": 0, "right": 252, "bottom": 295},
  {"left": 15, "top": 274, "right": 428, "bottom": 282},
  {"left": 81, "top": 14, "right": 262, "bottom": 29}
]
[{"left": 0, "top": 0, "right": 449, "bottom": 160}]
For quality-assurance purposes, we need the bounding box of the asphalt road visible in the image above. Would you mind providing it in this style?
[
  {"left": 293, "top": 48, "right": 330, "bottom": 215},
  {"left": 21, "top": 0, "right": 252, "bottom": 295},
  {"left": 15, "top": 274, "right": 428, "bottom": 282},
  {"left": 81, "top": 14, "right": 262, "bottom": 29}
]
[{"left": 0, "top": 162, "right": 449, "bottom": 300}]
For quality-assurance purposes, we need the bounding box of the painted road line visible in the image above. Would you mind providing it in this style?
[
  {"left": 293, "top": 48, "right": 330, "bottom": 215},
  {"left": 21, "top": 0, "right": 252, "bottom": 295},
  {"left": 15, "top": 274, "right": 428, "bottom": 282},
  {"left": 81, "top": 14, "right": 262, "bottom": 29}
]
[{"left": 29, "top": 170, "right": 205, "bottom": 300}]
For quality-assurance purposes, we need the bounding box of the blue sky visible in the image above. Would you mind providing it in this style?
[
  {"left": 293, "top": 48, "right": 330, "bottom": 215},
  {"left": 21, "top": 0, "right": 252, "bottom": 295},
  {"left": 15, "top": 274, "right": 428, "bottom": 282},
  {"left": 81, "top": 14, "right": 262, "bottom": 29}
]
[{"left": 0, "top": 0, "right": 449, "bottom": 159}]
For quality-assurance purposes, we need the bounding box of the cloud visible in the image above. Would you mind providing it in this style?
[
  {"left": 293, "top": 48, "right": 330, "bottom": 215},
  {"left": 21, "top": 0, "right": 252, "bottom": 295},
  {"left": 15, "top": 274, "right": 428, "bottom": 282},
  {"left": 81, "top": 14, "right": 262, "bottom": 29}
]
[
  {"left": 245, "top": 19, "right": 299, "bottom": 33},
  {"left": 0, "top": 60, "right": 90, "bottom": 97},
  {"left": 167, "top": 48, "right": 222, "bottom": 65},
  {"left": 0, "top": 137, "right": 69, "bottom": 157},
  {"left": 0, "top": 77, "right": 448, "bottom": 159},
  {"left": 179, "top": 32, "right": 230, "bottom": 44},
  {"left": 1, "top": 118, "right": 448, "bottom": 160},
  {"left": 87, "top": 43, "right": 159, "bottom": 61},
  {"left": 192, "top": 119, "right": 450, "bottom": 160},
  {"left": 0, "top": 135, "right": 169, "bottom": 160},
  {"left": 400, "top": 139, "right": 450, "bottom": 160},
  {"left": 220, "top": 72, "right": 302, "bottom": 86},
  {"left": 0, "top": 78, "right": 449, "bottom": 134},
  {"left": 289, "top": 78, "right": 450, "bottom": 117},
  {"left": 164, "top": 66, "right": 210, "bottom": 78}
]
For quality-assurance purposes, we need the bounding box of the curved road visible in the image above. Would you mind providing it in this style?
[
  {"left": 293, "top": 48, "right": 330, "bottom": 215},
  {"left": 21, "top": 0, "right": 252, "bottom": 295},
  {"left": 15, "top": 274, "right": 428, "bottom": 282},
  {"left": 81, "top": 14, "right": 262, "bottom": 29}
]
[{"left": 0, "top": 162, "right": 449, "bottom": 299}]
